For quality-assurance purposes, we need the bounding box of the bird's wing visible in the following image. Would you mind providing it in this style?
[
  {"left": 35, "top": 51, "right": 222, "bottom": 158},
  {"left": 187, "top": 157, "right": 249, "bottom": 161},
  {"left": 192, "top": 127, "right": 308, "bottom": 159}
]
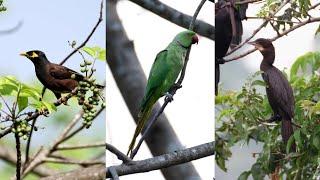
[
  {"left": 140, "top": 50, "right": 169, "bottom": 109},
  {"left": 49, "top": 64, "right": 83, "bottom": 80},
  {"left": 263, "top": 68, "right": 295, "bottom": 118}
]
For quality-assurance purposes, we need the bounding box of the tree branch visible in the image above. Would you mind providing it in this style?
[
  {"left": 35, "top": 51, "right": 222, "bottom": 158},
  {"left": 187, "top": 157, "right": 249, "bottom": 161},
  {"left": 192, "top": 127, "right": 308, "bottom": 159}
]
[
  {"left": 107, "top": 0, "right": 201, "bottom": 178},
  {"left": 106, "top": 143, "right": 132, "bottom": 163},
  {"left": 128, "top": 0, "right": 214, "bottom": 40},
  {"left": 106, "top": 141, "right": 215, "bottom": 178},
  {"left": 40, "top": 165, "right": 105, "bottom": 180},
  {"left": 130, "top": 0, "right": 207, "bottom": 159},
  {"left": 225, "top": 17, "right": 320, "bottom": 62},
  {"left": 59, "top": 0, "right": 104, "bottom": 65},
  {"left": 225, "top": 0, "right": 290, "bottom": 57},
  {"left": 0, "top": 145, "right": 57, "bottom": 177}
]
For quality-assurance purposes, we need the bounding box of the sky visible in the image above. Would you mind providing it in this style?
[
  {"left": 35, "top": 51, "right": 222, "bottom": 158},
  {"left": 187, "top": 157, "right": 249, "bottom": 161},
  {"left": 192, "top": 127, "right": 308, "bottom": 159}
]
[
  {"left": 0, "top": 0, "right": 106, "bottom": 177},
  {"left": 106, "top": 0, "right": 214, "bottom": 179}
]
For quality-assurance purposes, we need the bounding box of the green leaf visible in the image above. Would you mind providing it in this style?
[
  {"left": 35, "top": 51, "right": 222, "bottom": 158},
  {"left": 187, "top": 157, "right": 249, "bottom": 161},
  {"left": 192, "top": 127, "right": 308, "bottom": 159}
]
[
  {"left": 97, "top": 49, "right": 106, "bottom": 61},
  {"left": 252, "top": 80, "right": 266, "bottom": 87},
  {"left": 238, "top": 171, "right": 251, "bottom": 180},
  {"left": 251, "top": 163, "right": 265, "bottom": 180},
  {"left": 17, "top": 96, "right": 28, "bottom": 113},
  {"left": 293, "top": 129, "right": 302, "bottom": 147},
  {"left": 82, "top": 46, "right": 96, "bottom": 58},
  {"left": 286, "top": 135, "right": 295, "bottom": 153},
  {"left": 41, "top": 101, "right": 57, "bottom": 112},
  {"left": 313, "top": 135, "right": 320, "bottom": 150}
]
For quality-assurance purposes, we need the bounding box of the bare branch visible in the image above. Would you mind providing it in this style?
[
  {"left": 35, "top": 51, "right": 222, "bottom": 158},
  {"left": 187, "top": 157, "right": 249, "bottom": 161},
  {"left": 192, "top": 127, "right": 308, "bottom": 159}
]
[
  {"left": 128, "top": 0, "right": 214, "bottom": 40},
  {"left": 225, "top": 17, "right": 320, "bottom": 62},
  {"left": 106, "top": 143, "right": 132, "bottom": 163},
  {"left": 225, "top": 0, "right": 290, "bottom": 57},
  {"left": 130, "top": 0, "right": 207, "bottom": 159},
  {"left": 106, "top": 141, "right": 215, "bottom": 178},
  {"left": 40, "top": 165, "right": 105, "bottom": 180},
  {"left": 0, "top": 145, "right": 56, "bottom": 177},
  {"left": 59, "top": 0, "right": 104, "bottom": 65},
  {"left": 107, "top": 0, "right": 201, "bottom": 178},
  {"left": 56, "top": 142, "right": 106, "bottom": 151},
  {"left": 44, "top": 158, "right": 104, "bottom": 166}
]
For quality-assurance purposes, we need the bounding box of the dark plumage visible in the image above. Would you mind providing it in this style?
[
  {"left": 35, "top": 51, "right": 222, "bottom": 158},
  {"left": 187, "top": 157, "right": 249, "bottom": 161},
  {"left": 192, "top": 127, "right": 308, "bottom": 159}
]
[
  {"left": 248, "top": 38, "right": 295, "bottom": 151},
  {"left": 21, "top": 50, "right": 100, "bottom": 100},
  {"left": 215, "top": 0, "right": 245, "bottom": 95}
]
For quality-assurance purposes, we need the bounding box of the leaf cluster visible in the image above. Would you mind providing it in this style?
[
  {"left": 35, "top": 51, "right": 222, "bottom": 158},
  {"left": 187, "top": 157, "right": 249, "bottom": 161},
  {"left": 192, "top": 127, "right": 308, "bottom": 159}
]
[{"left": 216, "top": 51, "right": 320, "bottom": 179}]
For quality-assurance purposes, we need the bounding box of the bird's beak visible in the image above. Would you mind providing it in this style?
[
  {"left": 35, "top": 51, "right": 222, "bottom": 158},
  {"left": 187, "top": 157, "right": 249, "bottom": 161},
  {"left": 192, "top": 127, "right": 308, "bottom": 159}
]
[
  {"left": 248, "top": 41, "right": 264, "bottom": 51},
  {"left": 248, "top": 41, "right": 257, "bottom": 46},
  {"left": 192, "top": 35, "right": 199, "bottom": 44},
  {"left": 20, "top": 52, "right": 28, "bottom": 57}
]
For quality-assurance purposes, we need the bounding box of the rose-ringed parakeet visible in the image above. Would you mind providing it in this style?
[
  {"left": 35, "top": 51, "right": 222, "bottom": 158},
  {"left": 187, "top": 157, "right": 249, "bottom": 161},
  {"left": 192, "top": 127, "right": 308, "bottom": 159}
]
[{"left": 127, "top": 30, "right": 199, "bottom": 156}]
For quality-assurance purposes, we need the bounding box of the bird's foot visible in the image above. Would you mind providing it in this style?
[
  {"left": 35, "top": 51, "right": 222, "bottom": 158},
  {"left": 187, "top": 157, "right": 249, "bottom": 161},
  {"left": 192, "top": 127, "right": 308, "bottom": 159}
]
[
  {"left": 267, "top": 114, "right": 281, "bottom": 123},
  {"left": 61, "top": 97, "right": 69, "bottom": 106},
  {"left": 173, "top": 83, "right": 182, "bottom": 90},
  {"left": 165, "top": 92, "right": 174, "bottom": 102},
  {"left": 216, "top": 58, "right": 226, "bottom": 64}
]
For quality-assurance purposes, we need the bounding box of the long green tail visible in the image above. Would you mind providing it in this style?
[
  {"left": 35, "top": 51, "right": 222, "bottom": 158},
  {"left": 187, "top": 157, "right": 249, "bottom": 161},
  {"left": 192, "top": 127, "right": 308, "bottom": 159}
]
[{"left": 127, "top": 98, "right": 155, "bottom": 156}]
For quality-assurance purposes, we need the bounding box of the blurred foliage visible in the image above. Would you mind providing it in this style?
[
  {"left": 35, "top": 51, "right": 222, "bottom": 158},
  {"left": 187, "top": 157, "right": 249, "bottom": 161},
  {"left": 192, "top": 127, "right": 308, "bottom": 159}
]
[
  {"left": 257, "top": 0, "right": 312, "bottom": 32},
  {"left": 0, "top": 0, "right": 6, "bottom": 12},
  {"left": 216, "top": 51, "right": 320, "bottom": 179}
]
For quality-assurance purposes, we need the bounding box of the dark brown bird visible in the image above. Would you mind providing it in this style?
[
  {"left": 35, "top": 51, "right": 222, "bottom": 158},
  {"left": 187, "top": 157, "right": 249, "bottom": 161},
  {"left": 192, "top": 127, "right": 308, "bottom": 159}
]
[
  {"left": 21, "top": 50, "right": 88, "bottom": 100},
  {"left": 215, "top": 0, "right": 246, "bottom": 95},
  {"left": 248, "top": 38, "right": 295, "bottom": 151}
]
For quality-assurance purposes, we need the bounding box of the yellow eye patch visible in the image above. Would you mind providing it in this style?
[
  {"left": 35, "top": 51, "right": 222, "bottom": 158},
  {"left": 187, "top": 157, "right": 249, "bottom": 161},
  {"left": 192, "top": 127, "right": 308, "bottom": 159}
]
[{"left": 30, "top": 52, "right": 39, "bottom": 58}]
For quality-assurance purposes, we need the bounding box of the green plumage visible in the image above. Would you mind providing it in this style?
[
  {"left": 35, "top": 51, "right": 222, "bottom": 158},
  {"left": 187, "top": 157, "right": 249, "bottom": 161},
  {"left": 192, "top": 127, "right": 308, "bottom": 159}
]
[{"left": 127, "top": 30, "right": 197, "bottom": 156}]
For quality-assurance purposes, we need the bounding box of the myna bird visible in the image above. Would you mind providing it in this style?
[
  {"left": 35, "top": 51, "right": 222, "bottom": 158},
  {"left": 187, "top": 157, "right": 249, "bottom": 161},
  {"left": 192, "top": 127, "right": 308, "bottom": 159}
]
[
  {"left": 248, "top": 38, "right": 295, "bottom": 151},
  {"left": 20, "top": 50, "right": 102, "bottom": 101}
]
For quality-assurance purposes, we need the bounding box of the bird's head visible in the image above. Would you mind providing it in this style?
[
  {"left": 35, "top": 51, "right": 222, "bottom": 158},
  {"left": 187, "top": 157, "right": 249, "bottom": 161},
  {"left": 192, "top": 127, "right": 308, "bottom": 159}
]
[
  {"left": 20, "top": 50, "right": 47, "bottom": 64},
  {"left": 174, "top": 30, "right": 199, "bottom": 48},
  {"left": 248, "top": 38, "right": 274, "bottom": 52}
]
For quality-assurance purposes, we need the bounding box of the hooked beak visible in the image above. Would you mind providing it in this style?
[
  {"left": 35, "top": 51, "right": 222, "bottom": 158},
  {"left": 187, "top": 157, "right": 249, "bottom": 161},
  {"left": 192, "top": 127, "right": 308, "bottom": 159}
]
[{"left": 192, "top": 35, "right": 199, "bottom": 44}]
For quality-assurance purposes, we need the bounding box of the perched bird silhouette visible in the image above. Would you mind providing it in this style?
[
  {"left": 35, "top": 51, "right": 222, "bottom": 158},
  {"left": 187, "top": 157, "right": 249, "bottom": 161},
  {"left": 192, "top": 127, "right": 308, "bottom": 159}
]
[
  {"left": 248, "top": 38, "right": 295, "bottom": 151},
  {"left": 127, "top": 30, "right": 199, "bottom": 156},
  {"left": 21, "top": 50, "right": 103, "bottom": 101},
  {"left": 215, "top": 0, "right": 246, "bottom": 95}
]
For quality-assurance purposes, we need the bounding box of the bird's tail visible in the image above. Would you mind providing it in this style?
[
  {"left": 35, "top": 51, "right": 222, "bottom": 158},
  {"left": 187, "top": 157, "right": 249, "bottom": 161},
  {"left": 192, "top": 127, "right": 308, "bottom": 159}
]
[
  {"left": 127, "top": 99, "right": 154, "bottom": 156},
  {"left": 281, "top": 119, "right": 296, "bottom": 152},
  {"left": 215, "top": 64, "right": 220, "bottom": 96}
]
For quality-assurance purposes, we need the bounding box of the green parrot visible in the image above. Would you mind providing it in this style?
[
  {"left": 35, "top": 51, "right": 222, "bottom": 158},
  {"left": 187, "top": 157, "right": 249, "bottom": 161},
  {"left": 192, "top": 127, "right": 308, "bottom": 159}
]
[{"left": 127, "top": 30, "right": 199, "bottom": 156}]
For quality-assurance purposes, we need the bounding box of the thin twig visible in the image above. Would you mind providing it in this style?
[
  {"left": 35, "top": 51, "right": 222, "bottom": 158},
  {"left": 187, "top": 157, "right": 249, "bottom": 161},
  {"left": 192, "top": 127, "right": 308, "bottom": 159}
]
[
  {"left": 236, "top": 0, "right": 264, "bottom": 5},
  {"left": 225, "top": 17, "right": 320, "bottom": 62},
  {"left": 24, "top": 118, "right": 37, "bottom": 166},
  {"left": 44, "top": 158, "right": 104, "bottom": 165},
  {"left": 225, "top": 0, "right": 290, "bottom": 57},
  {"left": 59, "top": 0, "right": 103, "bottom": 65},
  {"left": 129, "top": 0, "right": 207, "bottom": 159},
  {"left": 106, "top": 143, "right": 132, "bottom": 163},
  {"left": 15, "top": 132, "right": 21, "bottom": 180},
  {"left": 56, "top": 142, "right": 106, "bottom": 151}
]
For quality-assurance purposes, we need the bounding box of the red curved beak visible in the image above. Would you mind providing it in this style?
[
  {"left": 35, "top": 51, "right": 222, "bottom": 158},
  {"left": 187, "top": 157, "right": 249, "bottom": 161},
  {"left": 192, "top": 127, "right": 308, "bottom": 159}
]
[{"left": 192, "top": 35, "right": 199, "bottom": 44}]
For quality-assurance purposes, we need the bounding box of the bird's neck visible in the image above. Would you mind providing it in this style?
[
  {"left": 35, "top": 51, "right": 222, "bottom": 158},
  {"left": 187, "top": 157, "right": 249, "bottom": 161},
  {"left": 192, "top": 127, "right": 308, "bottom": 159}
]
[
  {"left": 175, "top": 40, "right": 189, "bottom": 49},
  {"left": 260, "top": 49, "right": 275, "bottom": 71}
]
